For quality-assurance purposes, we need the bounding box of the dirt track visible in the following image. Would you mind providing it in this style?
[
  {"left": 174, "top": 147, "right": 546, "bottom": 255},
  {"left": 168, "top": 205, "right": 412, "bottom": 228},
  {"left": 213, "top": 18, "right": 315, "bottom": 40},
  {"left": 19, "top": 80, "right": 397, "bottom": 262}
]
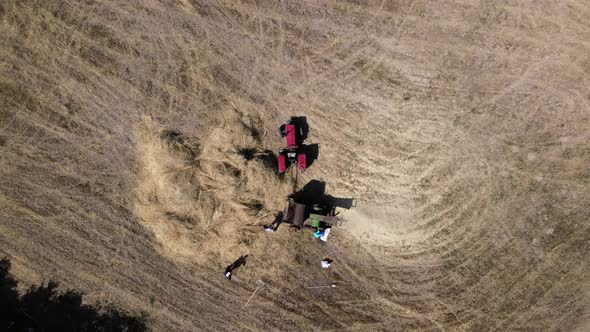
[{"left": 1, "top": 0, "right": 589, "bottom": 331}]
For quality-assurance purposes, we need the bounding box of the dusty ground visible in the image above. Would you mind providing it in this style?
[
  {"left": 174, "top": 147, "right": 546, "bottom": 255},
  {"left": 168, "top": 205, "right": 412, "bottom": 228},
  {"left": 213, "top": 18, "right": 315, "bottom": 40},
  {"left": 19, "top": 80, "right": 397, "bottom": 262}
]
[{"left": 1, "top": 0, "right": 589, "bottom": 330}]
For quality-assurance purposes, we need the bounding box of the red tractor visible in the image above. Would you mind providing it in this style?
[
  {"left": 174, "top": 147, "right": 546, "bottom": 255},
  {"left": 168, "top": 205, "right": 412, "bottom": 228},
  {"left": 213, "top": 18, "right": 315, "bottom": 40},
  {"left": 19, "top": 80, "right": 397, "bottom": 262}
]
[{"left": 277, "top": 119, "right": 307, "bottom": 173}]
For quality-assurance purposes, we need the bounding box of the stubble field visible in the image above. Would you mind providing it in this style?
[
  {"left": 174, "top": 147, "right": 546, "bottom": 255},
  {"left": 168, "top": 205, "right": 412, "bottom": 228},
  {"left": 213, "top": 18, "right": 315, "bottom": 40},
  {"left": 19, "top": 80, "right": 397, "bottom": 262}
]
[{"left": 1, "top": 0, "right": 589, "bottom": 330}]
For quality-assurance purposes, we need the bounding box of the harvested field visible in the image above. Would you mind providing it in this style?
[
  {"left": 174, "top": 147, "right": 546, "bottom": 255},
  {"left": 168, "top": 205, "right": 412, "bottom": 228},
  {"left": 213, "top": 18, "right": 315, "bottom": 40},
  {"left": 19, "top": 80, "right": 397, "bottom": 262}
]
[{"left": 1, "top": 0, "right": 589, "bottom": 330}]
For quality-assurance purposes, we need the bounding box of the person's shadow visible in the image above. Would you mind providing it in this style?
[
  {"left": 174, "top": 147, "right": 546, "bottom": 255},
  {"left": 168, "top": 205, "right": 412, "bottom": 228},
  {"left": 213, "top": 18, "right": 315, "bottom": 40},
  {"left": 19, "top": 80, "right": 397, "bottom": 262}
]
[
  {"left": 226, "top": 255, "right": 248, "bottom": 274},
  {"left": 271, "top": 212, "right": 283, "bottom": 230}
]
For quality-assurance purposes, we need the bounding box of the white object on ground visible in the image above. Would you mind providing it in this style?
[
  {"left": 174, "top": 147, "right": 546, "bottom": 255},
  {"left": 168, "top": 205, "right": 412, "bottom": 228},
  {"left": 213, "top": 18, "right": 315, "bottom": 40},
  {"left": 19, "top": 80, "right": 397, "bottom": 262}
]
[
  {"left": 321, "top": 260, "right": 331, "bottom": 268},
  {"left": 306, "top": 284, "right": 336, "bottom": 289},
  {"left": 320, "top": 228, "right": 330, "bottom": 241}
]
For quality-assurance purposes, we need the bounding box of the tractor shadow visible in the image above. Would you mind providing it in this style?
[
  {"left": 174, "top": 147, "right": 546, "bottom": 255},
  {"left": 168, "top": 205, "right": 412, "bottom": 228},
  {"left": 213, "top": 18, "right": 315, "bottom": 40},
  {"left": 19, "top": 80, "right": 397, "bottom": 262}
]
[
  {"left": 300, "top": 143, "right": 319, "bottom": 169},
  {"left": 290, "top": 116, "right": 309, "bottom": 144},
  {"left": 289, "top": 180, "right": 355, "bottom": 209}
]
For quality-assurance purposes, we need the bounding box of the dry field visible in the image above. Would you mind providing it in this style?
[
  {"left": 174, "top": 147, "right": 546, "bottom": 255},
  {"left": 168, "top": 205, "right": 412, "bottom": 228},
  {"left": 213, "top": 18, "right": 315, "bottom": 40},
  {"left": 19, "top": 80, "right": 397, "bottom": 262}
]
[{"left": 1, "top": 0, "right": 589, "bottom": 330}]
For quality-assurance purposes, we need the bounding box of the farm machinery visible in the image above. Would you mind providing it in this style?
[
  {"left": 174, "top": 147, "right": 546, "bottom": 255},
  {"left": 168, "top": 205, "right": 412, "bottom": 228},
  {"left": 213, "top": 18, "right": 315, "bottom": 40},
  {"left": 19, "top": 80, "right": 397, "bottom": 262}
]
[
  {"left": 277, "top": 117, "right": 307, "bottom": 173},
  {"left": 281, "top": 198, "right": 342, "bottom": 241}
]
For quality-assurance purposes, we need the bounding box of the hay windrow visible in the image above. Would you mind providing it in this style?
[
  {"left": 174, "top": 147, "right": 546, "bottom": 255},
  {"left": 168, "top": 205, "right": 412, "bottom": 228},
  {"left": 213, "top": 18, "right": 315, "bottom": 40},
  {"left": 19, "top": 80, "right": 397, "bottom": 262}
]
[{"left": 134, "top": 114, "right": 292, "bottom": 263}]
